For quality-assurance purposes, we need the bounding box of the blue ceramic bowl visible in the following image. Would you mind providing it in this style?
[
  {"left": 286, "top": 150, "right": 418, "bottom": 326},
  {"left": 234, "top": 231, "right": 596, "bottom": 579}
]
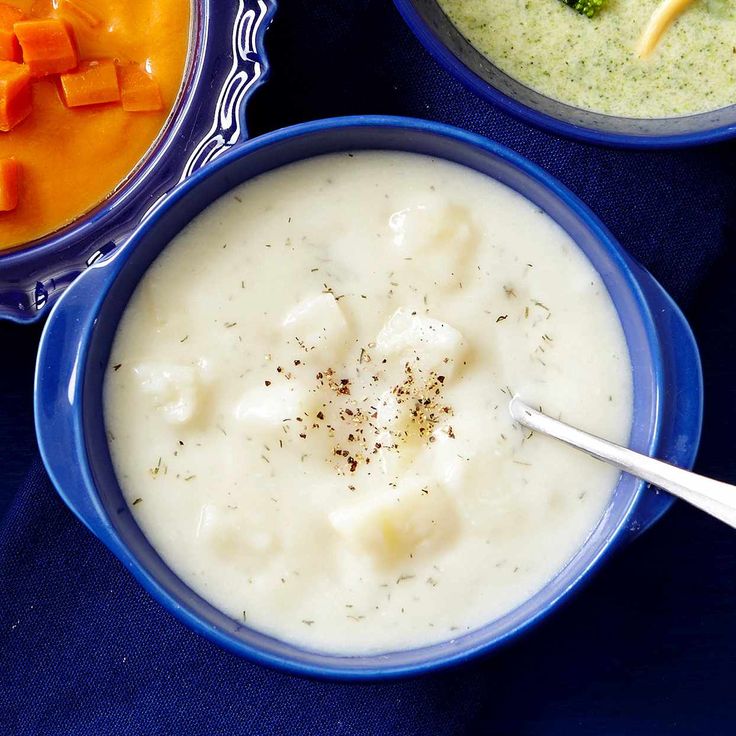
[
  {"left": 0, "top": 0, "right": 276, "bottom": 323},
  {"left": 393, "top": 0, "right": 736, "bottom": 148},
  {"left": 35, "top": 116, "right": 702, "bottom": 680}
]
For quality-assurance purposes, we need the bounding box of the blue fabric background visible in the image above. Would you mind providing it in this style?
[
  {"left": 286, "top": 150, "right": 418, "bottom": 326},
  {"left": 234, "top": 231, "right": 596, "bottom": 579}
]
[{"left": 2, "top": 1, "right": 736, "bottom": 733}]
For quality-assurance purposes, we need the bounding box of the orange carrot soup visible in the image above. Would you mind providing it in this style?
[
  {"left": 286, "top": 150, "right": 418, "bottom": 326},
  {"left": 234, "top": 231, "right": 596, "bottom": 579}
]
[{"left": 0, "top": 0, "right": 190, "bottom": 250}]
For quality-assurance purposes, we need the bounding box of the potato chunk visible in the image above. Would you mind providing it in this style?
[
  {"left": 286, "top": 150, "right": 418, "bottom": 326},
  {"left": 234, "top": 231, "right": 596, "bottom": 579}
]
[
  {"left": 196, "top": 504, "right": 276, "bottom": 560},
  {"left": 235, "top": 382, "right": 307, "bottom": 431},
  {"left": 375, "top": 307, "right": 466, "bottom": 376},
  {"left": 388, "top": 198, "right": 479, "bottom": 290},
  {"left": 132, "top": 362, "right": 201, "bottom": 425},
  {"left": 389, "top": 199, "right": 478, "bottom": 256},
  {"left": 329, "top": 477, "right": 459, "bottom": 565},
  {"left": 281, "top": 292, "right": 348, "bottom": 353}
]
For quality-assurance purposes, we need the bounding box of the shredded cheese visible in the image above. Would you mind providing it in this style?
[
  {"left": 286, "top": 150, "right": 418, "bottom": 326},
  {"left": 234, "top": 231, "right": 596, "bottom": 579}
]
[{"left": 637, "top": 0, "right": 698, "bottom": 58}]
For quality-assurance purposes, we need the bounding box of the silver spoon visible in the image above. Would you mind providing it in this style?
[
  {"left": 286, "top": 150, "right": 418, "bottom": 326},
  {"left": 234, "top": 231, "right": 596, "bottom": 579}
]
[{"left": 509, "top": 396, "right": 736, "bottom": 529}]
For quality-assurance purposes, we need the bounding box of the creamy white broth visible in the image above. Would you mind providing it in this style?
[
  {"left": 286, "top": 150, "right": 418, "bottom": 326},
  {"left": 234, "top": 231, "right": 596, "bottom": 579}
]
[{"left": 104, "top": 152, "right": 632, "bottom": 655}]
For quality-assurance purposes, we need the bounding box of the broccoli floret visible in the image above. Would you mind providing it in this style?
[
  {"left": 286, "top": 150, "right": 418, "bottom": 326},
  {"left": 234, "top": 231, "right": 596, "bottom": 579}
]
[{"left": 560, "top": 0, "right": 606, "bottom": 17}]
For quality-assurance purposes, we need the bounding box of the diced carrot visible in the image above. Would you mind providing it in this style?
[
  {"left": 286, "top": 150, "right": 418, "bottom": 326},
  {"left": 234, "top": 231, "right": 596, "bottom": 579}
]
[
  {"left": 0, "top": 60, "right": 30, "bottom": 131},
  {"left": 0, "top": 4, "right": 23, "bottom": 62},
  {"left": 59, "top": 59, "right": 120, "bottom": 107},
  {"left": 56, "top": 0, "right": 101, "bottom": 29},
  {"left": 0, "top": 157, "right": 19, "bottom": 211},
  {"left": 14, "top": 18, "right": 77, "bottom": 77},
  {"left": 117, "top": 63, "right": 162, "bottom": 112}
]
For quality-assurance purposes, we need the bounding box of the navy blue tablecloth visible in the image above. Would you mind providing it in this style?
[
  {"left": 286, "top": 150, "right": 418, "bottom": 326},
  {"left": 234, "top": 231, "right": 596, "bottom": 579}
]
[{"left": 3, "top": 2, "right": 736, "bottom": 733}]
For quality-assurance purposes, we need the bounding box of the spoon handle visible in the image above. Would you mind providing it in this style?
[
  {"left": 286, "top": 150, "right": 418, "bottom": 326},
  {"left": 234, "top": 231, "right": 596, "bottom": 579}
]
[{"left": 509, "top": 397, "right": 736, "bottom": 529}]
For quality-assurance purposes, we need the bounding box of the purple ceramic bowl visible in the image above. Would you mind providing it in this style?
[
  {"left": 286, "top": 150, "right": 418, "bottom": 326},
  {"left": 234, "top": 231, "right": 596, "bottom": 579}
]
[{"left": 0, "top": 0, "right": 276, "bottom": 324}]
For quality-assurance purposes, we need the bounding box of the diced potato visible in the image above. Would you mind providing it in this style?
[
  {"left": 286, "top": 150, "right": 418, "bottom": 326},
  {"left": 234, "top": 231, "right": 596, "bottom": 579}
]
[
  {"left": 373, "top": 388, "right": 401, "bottom": 430},
  {"left": 281, "top": 292, "right": 348, "bottom": 353},
  {"left": 196, "top": 503, "right": 276, "bottom": 560},
  {"left": 389, "top": 198, "right": 478, "bottom": 255},
  {"left": 369, "top": 390, "right": 411, "bottom": 474},
  {"left": 132, "top": 362, "right": 201, "bottom": 424},
  {"left": 417, "top": 429, "right": 467, "bottom": 490},
  {"left": 389, "top": 199, "right": 479, "bottom": 292},
  {"left": 329, "top": 477, "right": 459, "bottom": 565},
  {"left": 375, "top": 307, "right": 466, "bottom": 376},
  {"left": 235, "top": 382, "right": 307, "bottom": 430}
]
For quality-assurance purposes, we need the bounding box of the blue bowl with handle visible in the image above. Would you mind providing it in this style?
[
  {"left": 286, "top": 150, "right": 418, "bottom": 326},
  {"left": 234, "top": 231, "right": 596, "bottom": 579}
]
[
  {"left": 34, "top": 115, "right": 703, "bottom": 680},
  {"left": 0, "top": 0, "right": 276, "bottom": 323},
  {"left": 393, "top": 0, "right": 736, "bottom": 148}
]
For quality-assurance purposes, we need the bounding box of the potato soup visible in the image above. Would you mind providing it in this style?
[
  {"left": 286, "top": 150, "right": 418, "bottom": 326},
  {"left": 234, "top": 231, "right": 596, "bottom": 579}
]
[{"left": 104, "top": 151, "right": 632, "bottom": 655}]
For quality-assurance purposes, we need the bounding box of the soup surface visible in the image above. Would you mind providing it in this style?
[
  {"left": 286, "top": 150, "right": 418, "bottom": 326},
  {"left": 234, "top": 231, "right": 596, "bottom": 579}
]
[
  {"left": 438, "top": 0, "right": 736, "bottom": 118},
  {"left": 104, "top": 151, "right": 632, "bottom": 655},
  {"left": 0, "top": 0, "right": 189, "bottom": 250}
]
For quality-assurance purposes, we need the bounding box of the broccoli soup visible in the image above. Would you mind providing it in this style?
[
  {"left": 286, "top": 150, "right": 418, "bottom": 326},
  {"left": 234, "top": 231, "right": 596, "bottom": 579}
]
[
  {"left": 104, "top": 151, "right": 632, "bottom": 655},
  {"left": 438, "top": 0, "right": 736, "bottom": 118}
]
